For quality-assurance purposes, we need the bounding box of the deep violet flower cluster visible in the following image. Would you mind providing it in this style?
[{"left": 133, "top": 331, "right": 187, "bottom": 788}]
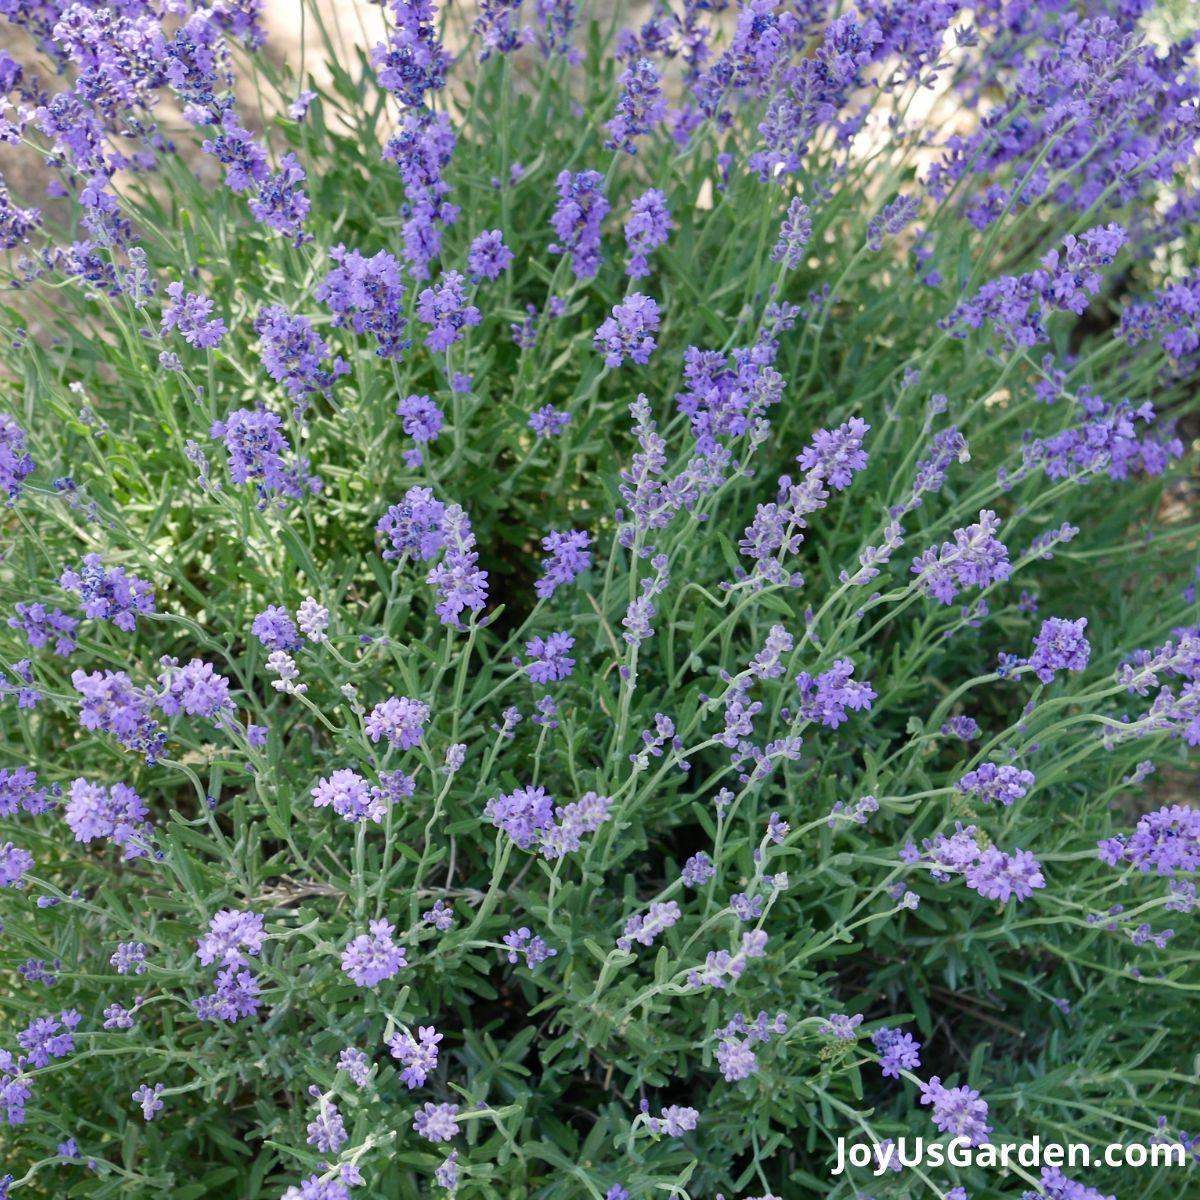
[
  {"left": 911, "top": 510, "right": 1012, "bottom": 604},
  {"left": 593, "top": 293, "right": 661, "bottom": 368},
  {"left": 316, "top": 246, "right": 410, "bottom": 359},
  {"left": 0, "top": 415, "right": 36, "bottom": 503},
  {"left": 193, "top": 910, "right": 265, "bottom": 1022},
  {"left": 872, "top": 1025, "right": 923, "bottom": 1080},
  {"left": 957, "top": 762, "right": 1036, "bottom": 807},
  {"left": 605, "top": 57, "right": 666, "bottom": 155},
  {"left": 949, "top": 225, "right": 1129, "bottom": 349},
  {"left": 59, "top": 556, "right": 156, "bottom": 632},
  {"left": 210, "top": 409, "right": 322, "bottom": 507},
  {"left": 624, "top": 188, "right": 671, "bottom": 279},
  {"left": 2, "top": 2, "right": 1199, "bottom": 1198},
  {"left": 341, "top": 918, "right": 408, "bottom": 987},
  {"left": 160, "top": 282, "right": 227, "bottom": 349},
  {"left": 255, "top": 304, "right": 349, "bottom": 411},
  {"left": 548, "top": 169, "right": 609, "bottom": 279},
  {"left": 416, "top": 269, "right": 481, "bottom": 351}
]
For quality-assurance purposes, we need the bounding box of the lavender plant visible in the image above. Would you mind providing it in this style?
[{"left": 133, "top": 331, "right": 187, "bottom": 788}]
[{"left": 0, "top": 1, "right": 1199, "bottom": 1198}]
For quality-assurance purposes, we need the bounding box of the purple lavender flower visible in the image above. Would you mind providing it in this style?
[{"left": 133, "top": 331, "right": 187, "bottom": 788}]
[
  {"left": 317, "top": 245, "right": 409, "bottom": 359},
  {"left": 871, "top": 1026, "right": 922, "bottom": 1079},
  {"left": 377, "top": 769, "right": 417, "bottom": 807},
  {"left": 0, "top": 180, "right": 40, "bottom": 252},
  {"left": 820, "top": 1013, "right": 864, "bottom": 1041},
  {"left": 964, "top": 846, "right": 1046, "bottom": 902},
  {"left": 0, "top": 415, "right": 35, "bottom": 503},
  {"left": 383, "top": 106, "right": 460, "bottom": 280},
  {"left": 1123, "top": 271, "right": 1200, "bottom": 378},
  {"left": 1020, "top": 381, "right": 1181, "bottom": 485},
  {"left": 715, "top": 1011, "right": 787, "bottom": 1082},
  {"left": 111, "top": 942, "right": 147, "bottom": 975},
  {"left": 486, "top": 785, "right": 555, "bottom": 849},
  {"left": 372, "top": 0, "right": 449, "bottom": 107},
  {"left": 617, "top": 901, "right": 681, "bottom": 952},
  {"left": 942, "top": 715, "right": 981, "bottom": 741},
  {"left": 536, "top": 528, "right": 591, "bottom": 599},
  {"left": 156, "top": 658, "right": 231, "bottom": 719},
  {"left": 503, "top": 926, "right": 557, "bottom": 968},
  {"left": 474, "top": 0, "right": 526, "bottom": 59},
  {"left": 1100, "top": 805, "right": 1200, "bottom": 875},
  {"left": 196, "top": 910, "right": 266, "bottom": 967},
  {"left": 8, "top": 603, "right": 77, "bottom": 656},
  {"left": 918, "top": 823, "right": 984, "bottom": 879},
  {"left": 426, "top": 503, "right": 489, "bottom": 627},
  {"left": 594, "top": 293, "right": 660, "bottom": 368},
  {"left": 413, "top": 1101, "right": 460, "bottom": 1143},
  {"left": 18, "top": 958, "right": 58, "bottom": 986},
  {"left": 957, "top": 763, "right": 1035, "bottom": 807},
  {"left": 378, "top": 487, "right": 447, "bottom": 561},
  {"left": 867, "top": 194, "right": 920, "bottom": 251},
  {"left": 682, "top": 852, "right": 715, "bottom": 887},
  {"left": 549, "top": 170, "right": 609, "bottom": 279},
  {"left": 104, "top": 1002, "right": 134, "bottom": 1030},
  {"left": 160, "top": 282, "right": 226, "bottom": 349},
  {"left": 435, "top": 1153, "right": 460, "bottom": 1191},
  {"left": 606, "top": 57, "right": 666, "bottom": 154},
  {"left": 255, "top": 305, "right": 348, "bottom": 409},
  {"left": 771, "top": 197, "right": 812, "bottom": 270},
  {"left": 528, "top": 406, "right": 571, "bottom": 438},
  {"left": 288, "top": 91, "right": 317, "bottom": 120},
  {"left": 337, "top": 1047, "right": 370, "bottom": 1086},
  {"left": 341, "top": 918, "right": 408, "bottom": 987},
  {"left": 72, "top": 671, "right": 165, "bottom": 764},
  {"left": 210, "top": 409, "right": 321, "bottom": 506},
  {"left": 911, "top": 510, "right": 1011, "bottom": 604},
  {"left": 194, "top": 967, "right": 262, "bottom": 1022},
  {"left": 249, "top": 153, "right": 311, "bottom": 245},
  {"left": 538, "top": 791, "right": 612, "bottom": 859},
  {"left": 828, "top": 795, "right": 879, "bottom": 827},
  {"left": 292, "top": 597, "right": 329, "bottom": 644},
  {"left": 467, "top": 229, "right": 513, "bottom": 280},
  {"left": 1026, "top": 1168, "right": 1116, "bottom": 1200},
  {"left": 280, "top": 1175, "right": 353, "bottom": 1200},
  {"left": 0, "top": 768, "right": 50, "bottom": 817},
  {"left": 645, "top": 1104, "right": 699, "bottom": 1137},
  {"left": 388, "top": 1025, "right": 442, "bottom": 1088},
  {"left": 366, "top": 696, "right": 429, "bottom": 749},
  {"left": 624, "top": 188, "right": 671, "bottom": 278},
  {"left": 201, "top": 111, "right": 269, "bottom": 194},
  {"left": 748, "top": 625, "right": 794, "bottom": 680},
  {"left": 311, "top": 770, "right": 380, "bottom": 824},
  {"left": 793, "top": 659, "right": 876, "bottom": 729},
  {"left": 1028, "top": 617, "right": 1090, "bottom": 684},
  {"left": 396, "top": 393, "right": 445, "bottom": 448},
  {"left": 0, "top": 843, "right": 34, "bottom": 889},
  {"left": 523, "top": 631, "right": 575, "bottom": 683},
  {"left": 306, "top": 1099, "right": 348, "bottom": 1155},
  {"left": 894, "top": 427, "right": 968, "bottom": 517},
  {"left": 534, "top": 0, "right": 579, "bottom": 60},
  {"left": 424, "top": 898, "right": 455, "bottom": 930},
  {"left": 60, "top": 555, "right": 155, "bottom": 631},
  {"left": 796, "top": 418, "right": 870, "bottom": 490},
  {"left": 919, "top": 1076, "right": 991, "bottom": 1146},
  {"left": 949, "top": 225, "right": 1128, "bottom": 349},
  {"left": 251, "top": 606, "right": 301, "bottom": 652},
  {"left": 132, "top": 1082, "right": 164, "bottom": 1121},
  {"left": 416, "top": 270, "right": 481, "bottom": 352}
]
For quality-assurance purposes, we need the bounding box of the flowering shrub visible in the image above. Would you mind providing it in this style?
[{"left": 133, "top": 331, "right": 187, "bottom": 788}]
[{"left": 1, "top": 1, "right": 1200, "bottom": 1198}]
